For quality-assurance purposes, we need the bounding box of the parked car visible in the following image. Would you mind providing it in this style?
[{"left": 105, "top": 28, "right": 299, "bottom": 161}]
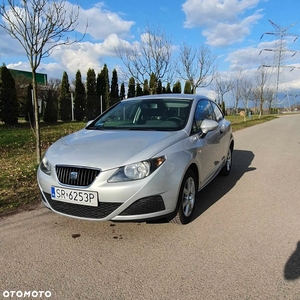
[{"left": 37, "top": 94, "right": 234, "bottom": 224}]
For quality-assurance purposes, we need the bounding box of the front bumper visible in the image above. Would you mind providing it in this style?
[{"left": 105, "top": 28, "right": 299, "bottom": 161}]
[{"left": 37, "top": 160, "right": 183, "bottom": 221}]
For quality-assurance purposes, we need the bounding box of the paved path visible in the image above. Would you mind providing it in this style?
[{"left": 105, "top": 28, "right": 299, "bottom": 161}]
[{"left": 1, "top": 115, "right": 300, "bottom": 299}]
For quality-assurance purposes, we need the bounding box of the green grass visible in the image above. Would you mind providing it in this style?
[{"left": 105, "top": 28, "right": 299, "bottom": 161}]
[
  {"left": 227, "top": 114, "right": 278, "bottom": 131},
  {"left": 0, "top": 115, "right": 277, "bottom": 216}
]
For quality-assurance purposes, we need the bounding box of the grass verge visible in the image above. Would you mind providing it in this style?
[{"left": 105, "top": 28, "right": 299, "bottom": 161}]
[{"left": 0, "top": 115, "right": 278, "bottom": 216}]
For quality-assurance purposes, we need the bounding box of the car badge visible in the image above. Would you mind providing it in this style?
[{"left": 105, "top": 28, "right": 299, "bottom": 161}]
[{"left": 70, "top": 171, "right": 78, "bottom": 180}]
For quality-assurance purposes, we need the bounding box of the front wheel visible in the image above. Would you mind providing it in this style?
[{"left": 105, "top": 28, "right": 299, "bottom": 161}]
[
  {"left": 169, "top": 170, "right": 197, "bottom": 225},
  {"left": 220, "top": 145, "right": 233, "bottom": 176}
]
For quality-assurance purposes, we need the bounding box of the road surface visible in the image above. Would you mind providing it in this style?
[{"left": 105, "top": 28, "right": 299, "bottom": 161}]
[{"left": 1, "top": 115, "right": 300, "bottom": 299}]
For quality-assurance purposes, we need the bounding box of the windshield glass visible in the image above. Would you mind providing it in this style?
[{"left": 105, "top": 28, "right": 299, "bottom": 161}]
[{"left": 88, "top": 98, "right": 192, "bottom": 131}]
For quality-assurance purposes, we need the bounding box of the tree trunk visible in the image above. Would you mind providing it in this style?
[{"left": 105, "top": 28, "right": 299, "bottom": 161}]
[{"left": 32, "top": 71, "right": 41, "bottom": 163}]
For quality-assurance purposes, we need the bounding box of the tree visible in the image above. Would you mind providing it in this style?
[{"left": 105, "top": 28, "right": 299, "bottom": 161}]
[
  {"left": 43, "top": 89, "right": 57, "bottom": 123},
  {"left": 97, "top": 64, "right": 110, "bottom": 112},
  {"left": 184, "top": 81, "right": 192, "bottom": 94},
  {"left": 166, "top": 82, "right": 171, "bottom": 93},
  {"left": 149, "top": 73, "right": 157, "bottom": 94},
  {"left": 213, "top": 73, "right": 233, "bottom": 106},
  {"left": 136, "top": 83, "right": 143, "bottom": 96},
  {"left": 240, "top": 77, "right": 253, "bottom": 121},
  {"left": 120, "top": 83, "right": 126, "bottom": 100},
  {"left": 157, "top": 80, "right": 162, "bottom": 94},
  {"left": 254, "top": 67, "right": 271, "bottom": 116},
  {"left": 230, "top": 68, "right": 244, "bottom": 116},
  {"left": 0, "top": 0, "right": 87, "bottom": 162},
  {"left": 24, "top": 83, "right": 34, "bottom": 126},
  {"left": 176, "top": 43, "right": 217, "bottom": 94},
  {"left": 127, "top": 77, "right": 135, "bottom": 98},
  {"left": 0, "top": 65, "right": 19, "bottom": 124},
  {"left": 110, "top": 69, "right": 119, "bottom": 105},
  {"left": 59, "top": 71, "right": 71, "bottom": 121},
  {"left": 74, "top": 70, "right": 86, "bottom": 121},
  {"left": 172, "top": 81, "right": 182, "bottom": 93},
  {"left": 86, "top": 68, "right": 98, "bottom": 120},
  {"left": 143, "top": 79, "right": 150, "bottom": 95},
  {"left": 116, "top": 25, "right": 173, "bottom": 85}
]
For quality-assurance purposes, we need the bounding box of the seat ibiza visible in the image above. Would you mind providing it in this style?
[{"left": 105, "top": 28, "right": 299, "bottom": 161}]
[{"left": 37, "top": 94, "right": 234, "bottom": 224}]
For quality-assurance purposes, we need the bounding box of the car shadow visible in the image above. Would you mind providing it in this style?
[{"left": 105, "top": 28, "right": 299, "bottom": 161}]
[
  {"left": 284, "top": 241, "right": 300, "bottom": 280},
  {"left": 191, "top": 149, "right": 256, "bottom": 222}
]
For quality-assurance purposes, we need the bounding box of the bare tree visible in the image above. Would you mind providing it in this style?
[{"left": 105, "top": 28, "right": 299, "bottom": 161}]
[
  {"left": 253, "top": 66, "right": 271, "bottom": 117},
  {"left": 240, "top": 77, "right": 254, "bottom": 121},
  {"left": 176, "top": 43, "right": 217, "bottom": 94},
  {"left": 0, "top": 0, "right": 87, "bottom": 162},
  {"left": 116, "top": 25, "right": 173, "bottom": 89},
  {"left": 213, "top": 72, "right": 233, "bottom": 105},
  {"left": 230, "top": 68, "right": 244, "bottom": 116}
]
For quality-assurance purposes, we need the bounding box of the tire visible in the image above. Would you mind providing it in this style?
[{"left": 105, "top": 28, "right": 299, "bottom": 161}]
[
  {"left": 220, "top": 144, "right": 233, "bottom": 176},
  {"left": 170, "top": 169, "right": 197, "bottom": 225}
]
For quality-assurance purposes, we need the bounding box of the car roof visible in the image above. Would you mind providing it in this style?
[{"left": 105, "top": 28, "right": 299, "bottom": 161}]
[{"left": 122, "top": 93, "right": 211, "bottom": 102}]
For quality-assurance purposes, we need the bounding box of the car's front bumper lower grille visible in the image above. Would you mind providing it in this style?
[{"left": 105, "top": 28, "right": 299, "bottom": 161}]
[
  {"left": 44, "top": 192, "right": 122, "bottom": 219},
  {"left": 43, "top": 193, "right": 166, "bottom": 220},
  {"left": 120, "top": 196, "right": 165, "bottom": 215}
]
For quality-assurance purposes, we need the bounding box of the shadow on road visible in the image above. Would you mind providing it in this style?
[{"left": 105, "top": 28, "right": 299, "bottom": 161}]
[
  {"left": 284, "top": 241, "right": 300, "bottom": 280},
  {"left": 192, "top": 149, "right": 255, "bottom": 222}
]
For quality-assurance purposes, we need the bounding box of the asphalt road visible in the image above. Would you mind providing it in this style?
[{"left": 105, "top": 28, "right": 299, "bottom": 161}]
[{"left": 1, "top": 115, "right": 300, "bottom": 300}]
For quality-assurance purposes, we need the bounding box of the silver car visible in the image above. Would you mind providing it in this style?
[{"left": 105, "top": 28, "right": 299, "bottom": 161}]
[{"left": 37, "top": 94, "right": 234, "bottom": 224}]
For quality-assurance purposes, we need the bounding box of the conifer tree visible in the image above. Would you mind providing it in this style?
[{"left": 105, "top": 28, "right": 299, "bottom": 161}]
[
  {"left": 157, "top": 80, "right": 162, "bottom": 94},
  {"left": 149, "top": 73, "right": 157, "bottom": 94},
  {"left": 172, "top": 81, "right": 182, "bottom": 93},
  {"left": 221, "top": 101, "right": 226, "bottom": 115},
  {"left": 24, "top": 83, "right": 34, "bottom": 126},
  {"left": 86, "top": 68, "right": 98, "bottom": 120},
  {"left": 97, "top": 64, "right": 110, "bottom": 112},
  {"left": 74, "top": 70, "right": 86, "bottom": 121},
  {"left": 43, "top": 89, "right": 57, "bottom": 122},
  {"left": 166, "top": 82, "right": 172, "bottom": 93},
  {"left": 59, "top": 71, "right": 72, "bottom": 121},
  {"left": 184, "top": 81, "right": 192, "bottom": 94},
  {"left": 110, "top": 69, "right": 119, "bottom": 105},
  {"left": 120, "top": 83, "right": 126, "bottom": 100},
  {"left": 136, "top": 83, "right": 143, "bottom": 96},
  {"left": 143, "top": 79, "right": 150, "bottom": 95},
  {"left": 0, "top": 65, "right": 19, "bottom": 124},
  {"left": 127, "top": 77, "right": 135, "bottom": 98}
]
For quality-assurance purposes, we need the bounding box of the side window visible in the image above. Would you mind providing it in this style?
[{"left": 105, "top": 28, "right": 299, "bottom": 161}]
[
  {"left": 211, "top": 101, "right": 224, "bottom": 122},
  {"left": 192, "top": 99, "right": 215, "bottom": 133}
]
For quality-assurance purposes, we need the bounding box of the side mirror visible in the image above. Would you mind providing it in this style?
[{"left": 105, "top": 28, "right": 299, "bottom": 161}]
[{"left": 200, "top": 119, "right": 219, "bottom": 134}]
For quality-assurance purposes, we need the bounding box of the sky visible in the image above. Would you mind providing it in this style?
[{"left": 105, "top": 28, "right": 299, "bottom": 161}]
[{"left": 1, "top": 0, "right": 300, "bottom": 106}]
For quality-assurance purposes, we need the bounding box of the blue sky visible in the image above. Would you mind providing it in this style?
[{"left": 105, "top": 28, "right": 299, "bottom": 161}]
[{"left": 1, "top": 0, "right": 300, "bottom": 101}]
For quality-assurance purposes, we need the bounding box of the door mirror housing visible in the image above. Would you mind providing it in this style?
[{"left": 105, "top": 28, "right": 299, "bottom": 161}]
[{"left": 200, "top": 119, "right": 219, "bottom": 134}]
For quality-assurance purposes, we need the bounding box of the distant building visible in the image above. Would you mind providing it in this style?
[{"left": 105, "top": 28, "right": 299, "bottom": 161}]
[{"left": 9, "top": 68, "right": 47, "bottom": 86}]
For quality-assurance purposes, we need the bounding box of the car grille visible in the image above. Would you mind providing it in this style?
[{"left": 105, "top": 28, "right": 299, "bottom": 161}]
[
  {"left": 120, "top": 195, "right": 165, "bottom": 215},
  {"left": 55, "top": 165, "right": 100, "bottom": 187},
  {"left": 44, "top": 193, "right": 122, "bottom": 219}
]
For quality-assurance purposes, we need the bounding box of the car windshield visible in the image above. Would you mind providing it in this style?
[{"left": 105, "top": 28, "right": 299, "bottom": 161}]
[{"left": 88, "top": 98, "right": 192, "bottom": 131}]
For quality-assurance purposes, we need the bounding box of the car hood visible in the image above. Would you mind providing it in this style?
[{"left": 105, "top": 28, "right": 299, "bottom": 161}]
[{"left": 46, "top": 129, "right": 188, "bottom": 170}]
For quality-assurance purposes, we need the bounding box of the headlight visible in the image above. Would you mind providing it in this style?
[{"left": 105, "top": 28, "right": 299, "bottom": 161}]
[
  {"left": 108, "top": 156, "right": 166, "bottom": 182},
  {"left": 40, "top": 156, "right": 51, "bottom": 175}
]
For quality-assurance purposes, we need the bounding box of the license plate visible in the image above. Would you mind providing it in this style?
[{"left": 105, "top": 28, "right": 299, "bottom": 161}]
[{"left": 51, "top": 186, "right": 98, "bottom": 207}]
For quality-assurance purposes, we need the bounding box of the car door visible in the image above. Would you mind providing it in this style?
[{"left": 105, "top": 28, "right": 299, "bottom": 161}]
[
  {"left": 191, "top": 99, "right": 224, "bottom": 188},
  {"left": 210, "top": 101, "right": 229, "bottom": 162}
]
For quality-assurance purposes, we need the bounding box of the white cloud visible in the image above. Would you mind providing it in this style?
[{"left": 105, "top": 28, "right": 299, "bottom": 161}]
[
  {"left": 182, "top": 0, "right": 263, "bottom": 46},
  {"left": 75, "top": 2, "right": 135, "bottom": 40}
]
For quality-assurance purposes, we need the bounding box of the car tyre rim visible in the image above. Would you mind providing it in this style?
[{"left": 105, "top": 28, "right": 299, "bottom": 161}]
[
  {"left": 182, "top": 177, "right": 196, "bottom": 218},
  {"left": 226, "top": 148, "right": 232, "bottom": 171}
]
